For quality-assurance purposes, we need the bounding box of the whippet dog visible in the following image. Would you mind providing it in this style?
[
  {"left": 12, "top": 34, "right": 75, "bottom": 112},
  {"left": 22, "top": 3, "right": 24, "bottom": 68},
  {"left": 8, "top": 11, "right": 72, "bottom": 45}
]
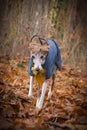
[{"left": 28, "top": 35, "right": 62, "bottom": 109}]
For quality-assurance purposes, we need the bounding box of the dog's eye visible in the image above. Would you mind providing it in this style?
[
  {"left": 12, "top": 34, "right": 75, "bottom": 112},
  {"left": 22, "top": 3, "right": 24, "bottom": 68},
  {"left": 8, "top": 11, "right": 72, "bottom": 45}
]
[
  {"left": 32, "top": 55, "right": 35, "bottom": 59},
  {"left": 40, "top": 55, "right": 44, "bottom": 59}
]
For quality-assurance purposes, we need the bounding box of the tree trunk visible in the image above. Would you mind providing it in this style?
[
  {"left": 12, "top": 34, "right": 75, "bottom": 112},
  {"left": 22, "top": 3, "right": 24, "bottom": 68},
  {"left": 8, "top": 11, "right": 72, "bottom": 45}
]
[
  {"left": 0, "top": 0, "right": 87, "bottom": 73},
  {"left": 62, "top": 0, "right": 87, "bottom": 73}
]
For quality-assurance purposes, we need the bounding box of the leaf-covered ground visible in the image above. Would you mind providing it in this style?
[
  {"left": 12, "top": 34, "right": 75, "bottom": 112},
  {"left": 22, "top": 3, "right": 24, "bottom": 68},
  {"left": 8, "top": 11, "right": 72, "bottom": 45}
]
[{"left": 0, "top": 56, "right": 87, "bottom": 130}]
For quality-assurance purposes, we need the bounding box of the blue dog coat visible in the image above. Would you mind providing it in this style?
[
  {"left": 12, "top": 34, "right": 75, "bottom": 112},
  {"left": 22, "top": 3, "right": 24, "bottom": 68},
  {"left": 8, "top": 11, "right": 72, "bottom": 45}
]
[{"left": 28, "top": 39, "right": 62, "bottom": 79}]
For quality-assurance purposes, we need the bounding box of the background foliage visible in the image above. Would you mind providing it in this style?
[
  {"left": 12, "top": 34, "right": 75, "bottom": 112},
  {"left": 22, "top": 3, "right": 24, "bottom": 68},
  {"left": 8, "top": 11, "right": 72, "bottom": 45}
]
[{"left": 0, "top": 0, "right": 87, "bottom": 73}]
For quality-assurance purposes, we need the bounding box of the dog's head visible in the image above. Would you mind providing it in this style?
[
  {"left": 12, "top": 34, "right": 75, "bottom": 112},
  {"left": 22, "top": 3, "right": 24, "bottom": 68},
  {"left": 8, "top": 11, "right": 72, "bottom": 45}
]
[
  {"left": 31, "top": 49, "right": 48, "bottom": 71},
  {"left": 29, "top": 35, "right": 50, "bottom": 71}
]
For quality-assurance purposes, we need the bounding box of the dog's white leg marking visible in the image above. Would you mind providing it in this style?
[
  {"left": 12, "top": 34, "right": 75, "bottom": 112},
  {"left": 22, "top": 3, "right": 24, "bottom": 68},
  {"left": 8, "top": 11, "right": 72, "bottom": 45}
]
[
  {"left": 36, "top": 97, "right": 40, "bottom": 106},
  {"left": 36, "top": 81, "right": 47, "bottom": 109},
  {"left": 47, "top": 72, "right": 56, "bottom": 99},
  {"left": 28, "top": 76, "right": 34, "bottom": 98},
  {"left": 47, "top": 87, "right": 52, "bottom": 99},
  {"left": 36, "top": 87, "right": 40, "bottom": 106}
]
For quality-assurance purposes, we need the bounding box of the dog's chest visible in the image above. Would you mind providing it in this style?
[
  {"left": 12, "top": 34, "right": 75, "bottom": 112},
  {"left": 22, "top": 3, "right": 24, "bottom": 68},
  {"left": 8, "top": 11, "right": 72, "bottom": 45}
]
[
  {"left": 34, "top": 69, "right": 46, "bottom": 86},
  {"left": 32, "top": 69, "right": 46, "bottom": 86}
]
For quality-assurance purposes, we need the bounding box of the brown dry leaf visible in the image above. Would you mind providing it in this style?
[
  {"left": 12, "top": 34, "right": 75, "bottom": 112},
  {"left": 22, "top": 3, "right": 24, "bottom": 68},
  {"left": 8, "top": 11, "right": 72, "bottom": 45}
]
[
  {"left": 18, "top": 102, "right": 25, "bottom": 111},
  {"left": 23, "top": 79, "right": 29, "bottom": 87},
  {"left": 64, "top": 105, "right": 74, "bottom": 112},
  {"left": 14, "top": 119, "right": 36, "bottom": 130},
  {"left": 81, "top": 102, "right": 87, "bottom": 109},
  {"left": 55, "top": 102, "right": 65, "bottom": 109},
  {"left": 12, "top": 78, "right": 21, "bottom": 86},
  {"left": 75, "top": 125, "right": 87, "bottom": 130},
  {"left": 32, "top": 99, "right": 36, "bottom": 106},
  {"left": 76, "top": 116, "right": 87, "bottom": 124},
  {"left": 0, "top": 84, "right": 5, "bottom": 94},
  {"left": 0, "top": 56, "right": 87, "bottom": 129},
  {"left": 72, "top": 79, "right": 86, "bottom": 88},
  {"left": 21, "top": 88, "right": 28, "bottom": 94},
  {"left": 0, "top": 119, "right": 13, "bottom": 130},
  {"left": 73, "top": 106, "right": 85, "bottom": 116}
]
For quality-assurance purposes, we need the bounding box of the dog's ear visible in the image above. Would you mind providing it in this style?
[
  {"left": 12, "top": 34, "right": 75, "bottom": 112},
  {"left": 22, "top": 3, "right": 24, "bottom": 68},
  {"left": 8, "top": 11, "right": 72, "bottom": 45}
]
[
  {"left": 28, "top": 36, "right": 51, "bottom": 53},
  {"left": 42, "top": 50, "right": 48, "bottom": 55},
  {"left": 28, "top": 42, "right": 37, "bottom": 52},
  {"left": 28, "top": 38, "right": 41, "bottom": 51},
  {"left": 41, "top": 44, "right": 50, "bottom": 52},
  {"left": 28, "top": 44, "right": 33, "bottom": 51}
]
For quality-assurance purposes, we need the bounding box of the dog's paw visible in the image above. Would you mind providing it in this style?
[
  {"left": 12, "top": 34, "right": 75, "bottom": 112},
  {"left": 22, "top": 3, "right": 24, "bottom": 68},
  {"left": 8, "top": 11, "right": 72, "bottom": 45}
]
[
  {"left": 36, "top": 105, "right": 42, "bottom": 109},
  {"left": 28, "top": 94, "right": 34, "bottom": 99},
  {"left": 36, "top": 101, "right": 43, "bottom": 109}
]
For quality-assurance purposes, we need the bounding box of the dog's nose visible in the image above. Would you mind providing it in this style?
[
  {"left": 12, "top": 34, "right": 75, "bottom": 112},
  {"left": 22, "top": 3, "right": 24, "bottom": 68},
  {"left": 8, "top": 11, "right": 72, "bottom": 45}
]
[{"left": 35, "top": 68, "right": 40, "bottom": 71}]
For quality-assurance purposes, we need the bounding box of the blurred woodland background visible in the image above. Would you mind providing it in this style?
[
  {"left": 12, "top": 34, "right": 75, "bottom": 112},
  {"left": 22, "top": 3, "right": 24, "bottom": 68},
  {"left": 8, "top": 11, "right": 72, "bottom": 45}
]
[
  {"left": 0, "top": 1, "right": 87, "bottom": 129},
  {"left": 0, "top": 0, "right": 87, "bottom": 73}
]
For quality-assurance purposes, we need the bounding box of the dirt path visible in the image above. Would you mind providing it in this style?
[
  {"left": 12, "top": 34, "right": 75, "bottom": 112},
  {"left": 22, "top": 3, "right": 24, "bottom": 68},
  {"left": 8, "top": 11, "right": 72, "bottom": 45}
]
[{"left": 0, "top": 56, "right": 87, "bottom": 130}]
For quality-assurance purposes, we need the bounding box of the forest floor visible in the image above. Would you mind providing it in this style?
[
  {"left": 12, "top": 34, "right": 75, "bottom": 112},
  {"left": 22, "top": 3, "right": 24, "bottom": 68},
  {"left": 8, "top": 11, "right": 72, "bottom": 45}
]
[{"left": 0, "top": 56, "right": 87, "bottom": 130}]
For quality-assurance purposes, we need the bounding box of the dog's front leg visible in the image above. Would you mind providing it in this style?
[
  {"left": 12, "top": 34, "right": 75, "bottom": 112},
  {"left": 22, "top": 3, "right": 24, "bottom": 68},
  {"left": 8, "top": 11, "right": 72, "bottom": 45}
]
[
  {"left": 36, "top": 85, "right": 40, "bottom": 106},
  {"left": 36, "top": 80, "right": 47, "bottom": 109},
  {"left": 28, "top": 76, "right": 34, "bottom": 98}
]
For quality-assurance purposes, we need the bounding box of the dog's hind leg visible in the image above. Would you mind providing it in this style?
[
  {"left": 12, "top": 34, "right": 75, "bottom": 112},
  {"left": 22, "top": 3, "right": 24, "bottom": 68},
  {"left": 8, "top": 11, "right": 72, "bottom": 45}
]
[
  {"left": 47, "top": 74, "right": 55, "bottom": 99},
  {"left": 36, "top": 80, "right": 47, "bottom": 109},
  {"left": 28, "top": 76, "right": 34, "bottom": 99}
]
